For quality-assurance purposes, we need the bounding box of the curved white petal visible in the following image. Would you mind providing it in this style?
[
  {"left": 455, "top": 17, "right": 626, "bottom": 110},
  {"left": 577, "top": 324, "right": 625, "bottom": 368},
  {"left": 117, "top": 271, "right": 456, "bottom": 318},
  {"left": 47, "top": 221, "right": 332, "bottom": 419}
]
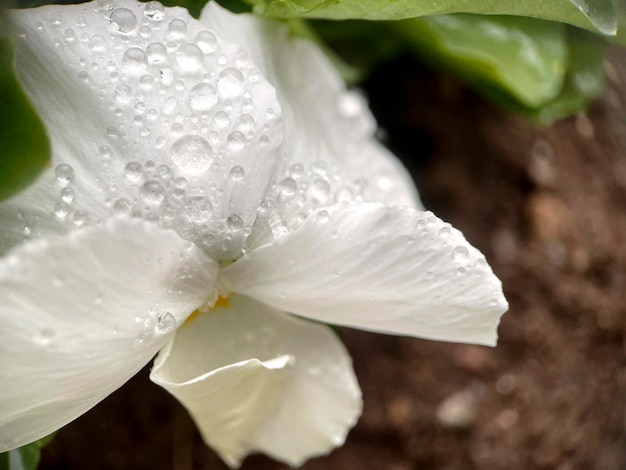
[
  {"left": 223, "top": 202, "right": 508, "bottom": 346},
  {"left": 151, "top": 295, "right": 362, "bottom": 468},
  {"left": 200, "top": 3, "right": 421, "bottom": 209},
  {"left": 5, "top": 0, "right": 283, "bottom": 259},
  {"left": 0, "top": 219, "right": 218, "bottom": 451}
]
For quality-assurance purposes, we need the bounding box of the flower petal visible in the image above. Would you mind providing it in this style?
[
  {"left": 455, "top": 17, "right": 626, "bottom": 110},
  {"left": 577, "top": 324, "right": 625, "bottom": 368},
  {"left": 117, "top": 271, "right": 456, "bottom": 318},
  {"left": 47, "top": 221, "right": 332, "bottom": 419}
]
[
  {"left": 223, "top": 202, "right": 508, "bottom": 346},
  {"left": 5, "top": 0, "right": 283, "bottom": 259},
  {"left": 200, "top": 3, "right": 421, "bottom": 209},
  {"left": 150, "top": 295, "right": 362, "bottom": 468},
  {"left": 0, "top": 219, "right": 218, "bottom": 451}
]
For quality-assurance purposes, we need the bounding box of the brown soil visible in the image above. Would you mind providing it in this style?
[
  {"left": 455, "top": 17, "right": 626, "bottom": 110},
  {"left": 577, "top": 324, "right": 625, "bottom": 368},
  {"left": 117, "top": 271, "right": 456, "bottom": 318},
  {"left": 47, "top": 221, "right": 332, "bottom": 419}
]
[{"left": 41, "top": 50, "right": 626, "bottom": 470}]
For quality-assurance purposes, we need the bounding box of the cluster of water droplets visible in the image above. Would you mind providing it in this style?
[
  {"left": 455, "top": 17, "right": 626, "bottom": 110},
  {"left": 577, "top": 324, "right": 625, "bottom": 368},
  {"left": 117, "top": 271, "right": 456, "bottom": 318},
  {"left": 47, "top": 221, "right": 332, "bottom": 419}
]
[{"left": 21, "top": 0, "right": 280, "bottom": 260}]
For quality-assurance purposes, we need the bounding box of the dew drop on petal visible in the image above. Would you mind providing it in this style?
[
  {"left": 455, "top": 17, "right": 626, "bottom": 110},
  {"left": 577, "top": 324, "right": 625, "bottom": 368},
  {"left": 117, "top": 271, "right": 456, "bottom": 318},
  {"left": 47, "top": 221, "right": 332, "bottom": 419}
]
[
  {"left": 144, "top": 1, "right": 165, "bottom": 21},
  {"left": 146, "top": 42, "right": 167, "bottom": 64},
  {"left": 279, "top": 177, "right": 297, "bottom": 196},
  {"left": 112, "top": 198, "right": 132, "bottom": 216},
  {"left": 229, "top": 165, "right": 245, "bottom": 181},
  {"left": 140, "top": 180, "right": 166, "bottom": 205},
  {"left": 188, "top": 83, "right": 217, "bottom": 111},
  {"left": 227, "top": 214, "right": 244, "bottom": 232},
  {"left": 176, "top": 43, "right": 203, "bottom": 72},
  {"left": 156, "top": 312, "right": 176, "bottom": 334},
  {"left": 122, "top": 47, "right": 147, "bottom": 74},
  {"left": 168, "top": 19, "right": 187, "bottom": 40},
  {"left": 109, "top": 8, "right": 137, "bottom": 34},
  {"left": 217, "top": 68, "right": 245, "bottom": 99},
  {"left": 53, "top": 201, "right": 70, "bottom": 218},
  {"left": 114, "top": 83, "right": 132, "bottom": 103},
  {"left": 35, "top": 328, "right": 56, "bottom": 347},
  {"left": 453, "top": 246, "right": 470, "bottom": 262},
  {"left": 226, "top": 131, "right": 246, "bottom": 152},
  {"left": 170, "top": 135, "right": 213, "bottom": 175},
  {"left": 195, "top": 30, "right": 217, "bottom": 54},
  {"left": 124, "top": 161, "right": 144, "bottom": 182},
  {"left": 185, "top": 196, "right": 213, "bottom": 223},
  {"left": 55, "top": 163, "right": 74, "bottom": 184}
]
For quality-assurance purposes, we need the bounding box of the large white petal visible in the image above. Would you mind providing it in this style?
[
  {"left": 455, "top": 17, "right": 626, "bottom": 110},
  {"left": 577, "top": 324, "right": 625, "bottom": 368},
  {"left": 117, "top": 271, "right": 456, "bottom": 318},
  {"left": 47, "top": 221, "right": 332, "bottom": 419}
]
[
  {"left": 4, "top": 0, "right": 283, "bottom": 259},
  {"left": 0, "top": 219, "right": 218, "bottom": 451},
  {"left": 223, "top": 202, "right": 508, "bottom": 346},
  {"left": 151, "top": 295, "right": 362, "bottom": 468},
  {"left": 201, "top": 3, "right": 421, "bottom": 209}
]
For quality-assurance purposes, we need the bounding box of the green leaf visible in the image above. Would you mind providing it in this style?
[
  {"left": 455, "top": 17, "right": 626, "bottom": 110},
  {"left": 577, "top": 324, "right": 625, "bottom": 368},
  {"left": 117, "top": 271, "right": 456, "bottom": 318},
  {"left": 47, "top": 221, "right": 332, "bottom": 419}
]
[
  {"left": 243, "top": 0, "right": 617, "bottom": 36},
  {"left": 527, "top": 30, "right": 607, "bottom": 125},
  {"left": 0, "top": 34, "right": 50, "bottom": 202},
  {"left": 0, "top": 435, "right": 56, "bottom": 470},
  {"left": 394, "top": 15, "right": 568, "bottom": 108}
]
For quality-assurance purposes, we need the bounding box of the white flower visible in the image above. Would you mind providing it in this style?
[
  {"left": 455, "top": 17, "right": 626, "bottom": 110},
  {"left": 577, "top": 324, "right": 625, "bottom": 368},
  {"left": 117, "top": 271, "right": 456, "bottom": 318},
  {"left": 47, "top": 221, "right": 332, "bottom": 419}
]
[{"left": 0, "top": 1, "right": 508, "bottom": 467}]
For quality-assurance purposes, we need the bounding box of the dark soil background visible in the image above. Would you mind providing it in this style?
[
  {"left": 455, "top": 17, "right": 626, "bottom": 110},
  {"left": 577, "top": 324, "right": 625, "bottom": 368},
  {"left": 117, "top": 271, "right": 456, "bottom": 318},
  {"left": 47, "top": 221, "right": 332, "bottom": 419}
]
[{"left": 41, "top": 49, "right": 626, "bottom": 470}]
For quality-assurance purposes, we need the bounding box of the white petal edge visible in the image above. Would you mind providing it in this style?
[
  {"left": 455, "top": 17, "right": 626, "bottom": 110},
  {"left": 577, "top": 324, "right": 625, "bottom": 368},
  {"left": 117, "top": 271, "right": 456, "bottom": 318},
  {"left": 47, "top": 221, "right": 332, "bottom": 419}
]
[
  {"left": 0, "top": 219, "right": 218, "bottom": 451},
  {"left": 5, "top": 0, "right": 283, "bottom": 259},
  {"left": 200, "top": 3, "right": 421, "bottom": 209},
  {"left": 223, "top": 202, "right": 508, "bottom": 346},
  {"left": 151, "top": 294, "right": 362, "bottom": 468}
]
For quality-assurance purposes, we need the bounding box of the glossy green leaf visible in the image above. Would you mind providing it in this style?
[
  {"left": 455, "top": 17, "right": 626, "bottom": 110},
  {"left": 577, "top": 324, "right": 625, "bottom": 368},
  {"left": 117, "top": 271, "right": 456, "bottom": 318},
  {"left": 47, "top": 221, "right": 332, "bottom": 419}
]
[
  {"left": 0, "top": 34, "right": 50, "bottom": 202},
  {"left": 243, "top": 0, "right": 617, "bottom": 36},
  {"left": 394, "top": 15, "right": 568, "bottom": 108},
  {"left": 0, "top": 435, "right": 55, "bottom": 470}
]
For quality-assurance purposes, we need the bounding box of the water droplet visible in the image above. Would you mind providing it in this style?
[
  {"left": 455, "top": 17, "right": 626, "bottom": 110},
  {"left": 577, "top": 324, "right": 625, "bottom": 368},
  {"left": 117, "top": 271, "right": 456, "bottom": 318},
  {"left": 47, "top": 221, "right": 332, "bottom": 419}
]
[
  {"left": 188, "top": 83, "right": 217, "bottom": 111},
  {"left": 144, "top": 1, "right": 165, "bottom": 21},
  {"left": 195, "top": 30, "right": 217, "bottom": 54},
  {"left": 63, "top": 28, "right": 76, "bottom": 42},
  {"left": 160, "top": 66, "right": 174, "bottom": 86},
  {"left": 217, "top": 68, "right": 245, "bottom": 99},
  {"left": 122, "top": 47, "right": 147, "bottom": 74},
  {"left": 229, "top": 165, "right": 245, "bottom": 180},
  {"left": 109, "top": 8, "right": 137, "bottom": 34},
  {"left": 457, "top": 267, "right": 467, "bottom": 276},
  {"left": 171, "top": 135, "right": 214, "bottom": 175},
  {"left": 55, "top": 163, "right": 74, "bottom": 184},
  {"left": 176, "top": 43, "right": 203, "bottom": 73},
  {"left": 311, "top": 179, "right": 330, "bottom": 200},
  {"left": 61, "top": 187, "right": 75, "bottom": 203},
  {"left": 73, "top": 210, "right": 89, "bottom": 226},
  {"left": 156, "top": 312, "right": 176, "bottom": 334},
  {"left": 279, "top": 177, "right": 297, "bottom": 196},
  {"left": 438, "top": 226, "right": 451, "bottom": 238},
  {"left": 124, "top": 161, "right": 144, "bottom": 182},
  {"left": 226, "top": 131, "right": 246, "bottom": 152},
  {"left": 140, "top": 180, "right": 166, "bottom": 205},
  {"left": 453, "top": 246, "right": 470, "bottom": 262},
  {"left": 214, "top": 111, "right": 230, "bottom": 127},
  {"left": 186, "top": 196, "right": 213, "bottom": 223},
  {"left": 426, "top": 271, "right": 434, "bottom": 280},
  {"left": 227, "top": 214, "right": 243, "bottom": 231},
  {"left": 114, "top": 83, "right": 132, "bottom": 103},
  {"left": 168, "top": 19, "right": 187, "bottom": 40},
  {"left": 54, "top": 201, "right": 70, "bottom": 218},
  {"left": 90, "top": 34, "right": 105, "bottom": 51},
  {"left": 317, "top": 210, "right": 330, "bottom": 222},
  {"left": 146, "top": 42, "right": 167, "bottom": 64},
  {"left": 112, "top": 198, "right": 132, "bottom": 216},
  {"left": 35, "top": 328, "right": 56, "bottom": 347}
]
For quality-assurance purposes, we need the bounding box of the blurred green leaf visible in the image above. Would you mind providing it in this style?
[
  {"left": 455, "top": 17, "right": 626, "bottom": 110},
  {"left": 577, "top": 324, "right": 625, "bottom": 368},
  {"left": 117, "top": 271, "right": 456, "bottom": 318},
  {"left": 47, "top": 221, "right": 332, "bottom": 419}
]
[
  {"left": 243, "top": 0, "right": 617, "bottom": 36},
  {"left": 394, "top": 15, "right": 568, "bottom": 108},
  {"left": 528, "top": 31, "right": 607, "bottom": 125},
  {"left": 0, "top": 34, "right": 50, "bottom": 202},
  {"left": 0, "top": 434, "right": 55, "bottom": 470},
  {"left": 311, "top": 20, "right": 405, "bottom": 80}
]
